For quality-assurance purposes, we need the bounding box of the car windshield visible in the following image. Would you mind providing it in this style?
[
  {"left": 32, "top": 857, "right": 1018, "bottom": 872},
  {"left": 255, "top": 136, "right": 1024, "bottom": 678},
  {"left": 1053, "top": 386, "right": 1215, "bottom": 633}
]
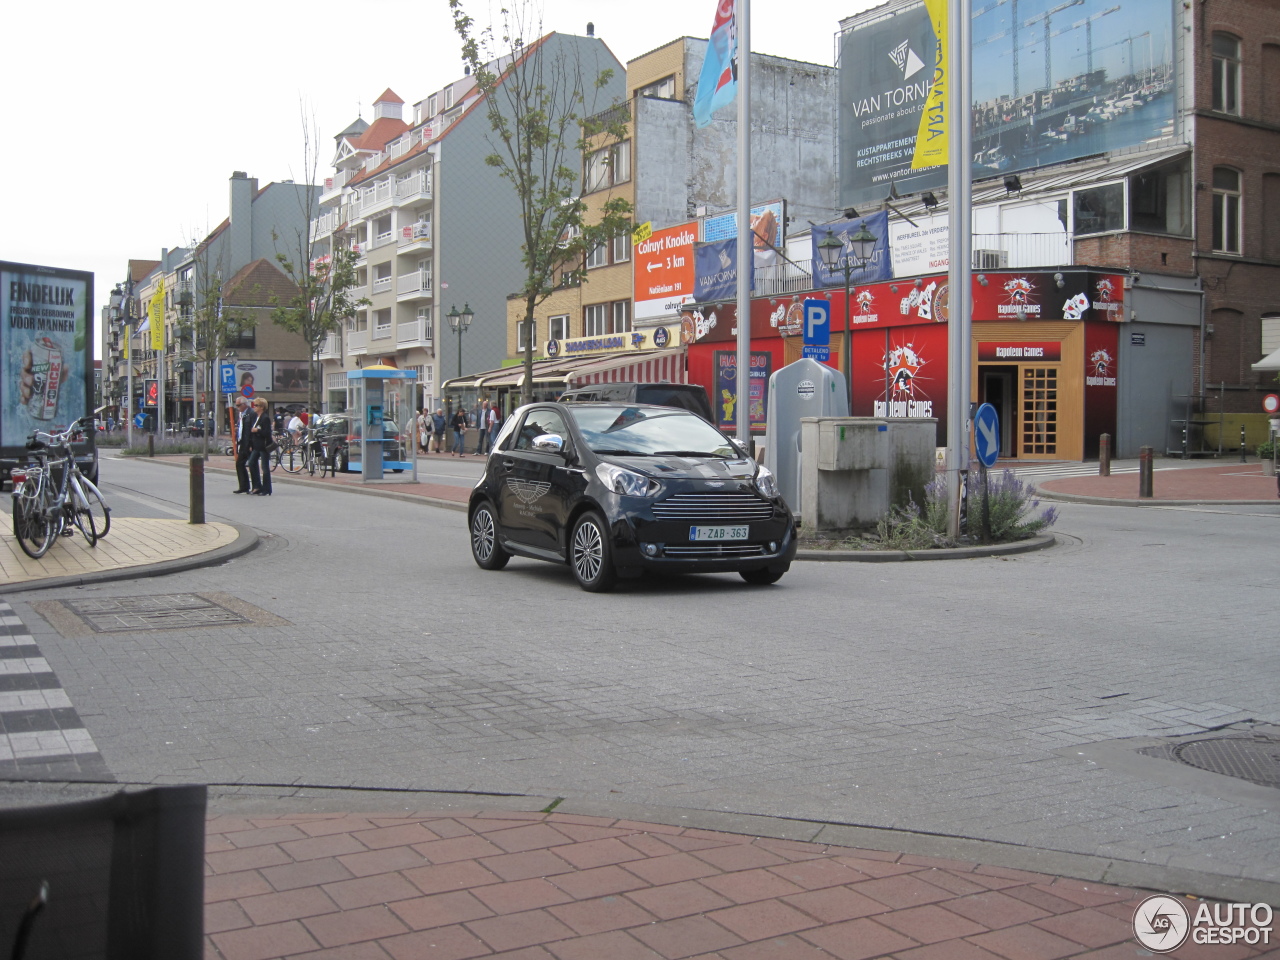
[{"left": 567, "top": 406, "right": 739, "bottom": 458}]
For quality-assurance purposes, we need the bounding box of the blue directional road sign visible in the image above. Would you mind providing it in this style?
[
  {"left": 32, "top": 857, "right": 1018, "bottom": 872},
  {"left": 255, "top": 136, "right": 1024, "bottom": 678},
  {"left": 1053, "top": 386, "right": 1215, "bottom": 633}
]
[
  {"left": 802, "top": 298, "right": 831, "bottom": 361},
  {"left": 974, "top": 403, "right": 1000, "bottom": 468}
]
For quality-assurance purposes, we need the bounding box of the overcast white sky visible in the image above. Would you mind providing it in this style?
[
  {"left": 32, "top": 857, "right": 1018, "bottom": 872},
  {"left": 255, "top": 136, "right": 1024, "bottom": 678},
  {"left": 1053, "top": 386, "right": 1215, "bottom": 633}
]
[{"left": 0, "top": 0, "right": 879, "bottom": 349}]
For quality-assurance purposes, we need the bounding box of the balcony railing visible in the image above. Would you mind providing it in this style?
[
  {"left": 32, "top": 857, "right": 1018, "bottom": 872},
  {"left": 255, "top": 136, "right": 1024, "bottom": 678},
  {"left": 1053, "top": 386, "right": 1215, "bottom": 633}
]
[
  {"left": 396, "top": 272, "right": 432, "bottom": 299},
  {"left": 348, "top": 328, "right": 368, "bottom": 353},
  {"left": 372, "top": 275, "right": 393, "bottom": 295},
  {"left": 318, "top": 332, "right": 342, "bottom": 360},
  {"left": 972, "top": 232, "right": 1073, "bottom": 269},
  {"left": 394, "top": 170, "right": 432, "bottom": 203},
  {"left": 320, "top": 169, "right": 354, "bottom": 201},
  {"left": 399, "top": 221, "right": 432, "bottom": 247},
  {"left": 309, "top": 210, "right": 339, "bottom": 242},
  {"left": 351, "top": 178, "right": 394, "bottom": 219},
  {"left": 397, "top": 319, "right": 434, "bottom": 347},
  {"left": 370, "top": 231, "right": 396, "bottom": 251}
]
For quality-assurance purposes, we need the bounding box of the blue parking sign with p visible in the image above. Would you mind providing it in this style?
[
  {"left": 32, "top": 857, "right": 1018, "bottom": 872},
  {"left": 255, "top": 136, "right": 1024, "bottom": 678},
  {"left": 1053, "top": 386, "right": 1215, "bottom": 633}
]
[
  {"left": 802, "top": 299, "right": 830, "bottom": 346},
  {"left": 220, "top": 362, "right": 237, "bottom": 392}
]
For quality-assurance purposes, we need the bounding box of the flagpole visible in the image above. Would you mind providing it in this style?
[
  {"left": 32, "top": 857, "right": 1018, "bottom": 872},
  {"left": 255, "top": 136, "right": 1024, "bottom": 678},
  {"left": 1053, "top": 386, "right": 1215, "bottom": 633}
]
[
  {"left": 735, "top": 0, "right": 752, "bottom": 448},
  {"left": 945, "top": 0, "right": 973, "bottom": 537}
]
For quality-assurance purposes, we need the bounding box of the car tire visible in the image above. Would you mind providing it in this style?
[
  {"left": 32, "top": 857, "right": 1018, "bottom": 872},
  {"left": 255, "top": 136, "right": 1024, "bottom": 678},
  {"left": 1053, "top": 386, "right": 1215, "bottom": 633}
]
[
  {"left": 470, "top": 502, "right": 510, "bottom": 570},
  {"left": 570, "top": 511, "right": 618, "bottom": 593},
  {"left": 740, "top": 568, "right": 785, "bottom": 585}
]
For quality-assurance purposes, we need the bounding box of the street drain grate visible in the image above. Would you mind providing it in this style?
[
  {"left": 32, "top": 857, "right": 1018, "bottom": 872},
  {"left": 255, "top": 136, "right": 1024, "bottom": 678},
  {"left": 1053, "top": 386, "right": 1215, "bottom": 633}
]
[
  {"left": 61, "top": 594, "right": 252, "bottom": 633},
  {"left": 1169, "top": 737, "right": 1280, "bottom": 789}
]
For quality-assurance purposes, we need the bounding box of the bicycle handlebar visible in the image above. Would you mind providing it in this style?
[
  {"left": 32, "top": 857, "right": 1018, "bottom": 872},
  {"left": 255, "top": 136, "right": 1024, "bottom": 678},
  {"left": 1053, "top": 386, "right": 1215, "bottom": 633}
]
[{"left": 27, "top": 417, "right": 92, "bottom": 450}]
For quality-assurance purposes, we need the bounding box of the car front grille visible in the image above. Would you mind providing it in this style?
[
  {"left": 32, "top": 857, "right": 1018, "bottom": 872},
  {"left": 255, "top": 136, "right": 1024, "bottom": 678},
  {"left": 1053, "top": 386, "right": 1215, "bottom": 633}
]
[
  {"left": 651, "top": 492, "right": 774, "bottom": 523},
  {"left": 662, "top": 544, "right": 767, "bottom": 558}
]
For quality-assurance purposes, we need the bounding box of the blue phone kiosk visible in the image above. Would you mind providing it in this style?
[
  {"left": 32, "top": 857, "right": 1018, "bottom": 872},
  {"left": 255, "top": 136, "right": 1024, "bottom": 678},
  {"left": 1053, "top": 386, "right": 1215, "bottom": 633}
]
[{"left": 345, "top": 365, "right": 417, "bottom": 481}]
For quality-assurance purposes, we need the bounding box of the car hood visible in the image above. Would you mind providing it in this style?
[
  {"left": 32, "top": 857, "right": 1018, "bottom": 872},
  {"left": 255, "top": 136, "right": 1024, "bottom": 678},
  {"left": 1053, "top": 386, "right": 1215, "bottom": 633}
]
[{"left": 603, "top": 454, "right": 759, "bottom": 483}]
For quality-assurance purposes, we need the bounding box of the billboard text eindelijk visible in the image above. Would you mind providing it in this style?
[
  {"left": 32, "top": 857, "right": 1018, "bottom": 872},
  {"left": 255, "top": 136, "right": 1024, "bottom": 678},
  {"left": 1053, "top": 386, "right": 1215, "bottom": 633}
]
[{"left": 839, "top": 0, "right": 1178, "bottom": 208}]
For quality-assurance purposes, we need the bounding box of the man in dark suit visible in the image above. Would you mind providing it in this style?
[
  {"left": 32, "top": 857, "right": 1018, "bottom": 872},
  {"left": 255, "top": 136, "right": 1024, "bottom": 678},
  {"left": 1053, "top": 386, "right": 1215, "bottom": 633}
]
[{"left": 232, "top": 396, "right": 252, "bottom": 493}]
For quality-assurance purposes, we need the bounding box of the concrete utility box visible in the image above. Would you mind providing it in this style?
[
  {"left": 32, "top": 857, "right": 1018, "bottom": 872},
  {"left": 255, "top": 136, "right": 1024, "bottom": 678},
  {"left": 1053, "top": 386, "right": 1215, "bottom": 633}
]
[
  {"left": 800, "top": 417, "right": 937, "bottom": 534},
  {"left": 765, "top": 358, "right": 848, "bottom": 512}
]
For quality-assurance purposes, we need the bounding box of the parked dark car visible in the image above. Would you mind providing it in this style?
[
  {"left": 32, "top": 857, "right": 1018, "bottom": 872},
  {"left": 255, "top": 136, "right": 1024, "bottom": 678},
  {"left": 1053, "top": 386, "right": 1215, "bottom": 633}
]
[
  {"left": 468, "top": 402, "right": 795, "bottom": 592},
  {"left": 558, "top": 382, "right": 713, "bottom": 422},
  {"left": 310, "top": 413, "right": 405, "bottom": 472}
]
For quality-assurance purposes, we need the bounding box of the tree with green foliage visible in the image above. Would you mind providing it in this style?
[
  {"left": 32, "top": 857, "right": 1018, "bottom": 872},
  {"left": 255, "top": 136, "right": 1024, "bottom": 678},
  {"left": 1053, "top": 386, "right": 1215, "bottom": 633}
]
[
  {"left": 271, "top": 110, "right": 369, "bottom": 413},
  {"left": 451, "top": 1, "right": 633, "bottom": 405}
]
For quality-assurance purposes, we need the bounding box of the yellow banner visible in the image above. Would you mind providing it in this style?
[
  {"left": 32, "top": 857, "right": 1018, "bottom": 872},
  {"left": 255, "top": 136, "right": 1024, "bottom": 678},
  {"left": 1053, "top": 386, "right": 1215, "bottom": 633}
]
[
  {"left": 149, "top": 278, "right": 165, "bottom": 351},
  {"left": 911, "top": 0, "right": 948, "bottom": 169}
]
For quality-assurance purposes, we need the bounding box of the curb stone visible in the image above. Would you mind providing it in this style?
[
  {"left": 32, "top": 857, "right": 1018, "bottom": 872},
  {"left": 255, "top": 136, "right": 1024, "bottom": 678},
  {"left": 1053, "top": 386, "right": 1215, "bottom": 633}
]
[{"left": 795, "top": 531, "right": 1056, "bottom": 562}]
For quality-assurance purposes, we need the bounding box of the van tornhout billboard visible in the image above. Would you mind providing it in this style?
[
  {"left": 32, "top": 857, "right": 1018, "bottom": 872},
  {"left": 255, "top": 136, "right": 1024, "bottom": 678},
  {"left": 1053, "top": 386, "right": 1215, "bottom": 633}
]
[
  {"left": 1, "top": 261, "right": 92, "bottom": 447},
  {"left": 839, "top": 0, "right": 1177, "bottom": 208}
]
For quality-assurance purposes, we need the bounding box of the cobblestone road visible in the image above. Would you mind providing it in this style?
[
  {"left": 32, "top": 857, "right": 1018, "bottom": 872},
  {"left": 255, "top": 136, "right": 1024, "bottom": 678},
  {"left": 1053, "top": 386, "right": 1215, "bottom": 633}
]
[{"left": 4, "top": 457, "right": 1279, "bottom": 885}]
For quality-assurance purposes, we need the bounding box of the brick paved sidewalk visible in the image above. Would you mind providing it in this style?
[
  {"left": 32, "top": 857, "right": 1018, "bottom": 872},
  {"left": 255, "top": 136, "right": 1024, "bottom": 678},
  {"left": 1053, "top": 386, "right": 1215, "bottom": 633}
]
[
  {"left": 1040, "top": 462, "right": 1277, "bottom": 502},
  {"left": 204, "top": 808, "right": 1268, "bottom": 960}
]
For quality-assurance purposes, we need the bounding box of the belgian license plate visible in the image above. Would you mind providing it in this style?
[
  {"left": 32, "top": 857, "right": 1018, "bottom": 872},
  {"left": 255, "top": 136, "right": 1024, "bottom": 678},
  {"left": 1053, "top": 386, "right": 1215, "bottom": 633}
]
[{"left": 689, "top": 525, "right": 749, "bottom": 541}]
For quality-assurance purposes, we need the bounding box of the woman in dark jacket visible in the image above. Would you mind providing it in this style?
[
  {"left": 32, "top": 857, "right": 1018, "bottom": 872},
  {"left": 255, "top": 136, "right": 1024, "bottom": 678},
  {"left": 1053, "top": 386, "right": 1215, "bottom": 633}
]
[{"left": 246, "top": 398, "right": 274, "bottom": 495}]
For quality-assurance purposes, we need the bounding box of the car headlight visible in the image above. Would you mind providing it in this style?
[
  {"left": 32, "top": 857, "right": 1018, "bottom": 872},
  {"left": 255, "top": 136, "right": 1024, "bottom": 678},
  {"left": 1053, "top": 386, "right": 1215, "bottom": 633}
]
[
  {"left": 596, "top": 462, "right": 659, "bottom": 497},
  {"left": 754, "top": 464, "right": 781, "bottom": 499}
]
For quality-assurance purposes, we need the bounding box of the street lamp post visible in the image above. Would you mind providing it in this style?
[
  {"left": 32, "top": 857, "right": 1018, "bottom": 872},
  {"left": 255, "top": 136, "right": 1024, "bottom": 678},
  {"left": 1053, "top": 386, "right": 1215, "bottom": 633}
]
[
  {"left": 447, "top": 302, "right": 474, "bottom": 381},
  {"left": 817, "top": 223, "right": 877, "bottom": 412}
]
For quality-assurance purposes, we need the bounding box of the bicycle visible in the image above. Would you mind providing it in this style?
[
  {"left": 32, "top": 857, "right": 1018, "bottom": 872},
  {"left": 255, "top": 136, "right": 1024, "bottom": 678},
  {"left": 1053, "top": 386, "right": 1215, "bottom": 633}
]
[
  {"left": 11, "top": 418, "right": 111, "bottom": 559},
  {"left": 277, "top": 428, "right": 323, "bottom": 476}
]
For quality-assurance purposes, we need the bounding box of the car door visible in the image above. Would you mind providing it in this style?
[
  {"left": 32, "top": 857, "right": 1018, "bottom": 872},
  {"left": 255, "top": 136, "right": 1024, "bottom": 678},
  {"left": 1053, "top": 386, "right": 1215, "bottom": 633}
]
[{"left": 495, "top": 408, "right": 577, "bottom": 554}]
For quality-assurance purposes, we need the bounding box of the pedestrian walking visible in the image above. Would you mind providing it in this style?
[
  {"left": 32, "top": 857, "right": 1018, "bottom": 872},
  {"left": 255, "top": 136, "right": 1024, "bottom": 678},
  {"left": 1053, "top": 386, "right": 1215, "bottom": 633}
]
[
  {"left": 246, "top": 398, "right": 274, "bottom": 496},
  {"left": 432, "top": 408, "right": 446, "bottom": 453},
  {"left": 475, "top": 401, "right": 492, "bottom": 456},
  {"left": 488, "top": 404, "right": 503, "bottom": 449},
  {"left": 232, "top": 396, "right": 253, "bottom": 494},
  {"left": 417, "top": 408, "right": 431, "bottom": 453},
  {"left": 450, "top": 406, "right": 468, "bottom": 455}
]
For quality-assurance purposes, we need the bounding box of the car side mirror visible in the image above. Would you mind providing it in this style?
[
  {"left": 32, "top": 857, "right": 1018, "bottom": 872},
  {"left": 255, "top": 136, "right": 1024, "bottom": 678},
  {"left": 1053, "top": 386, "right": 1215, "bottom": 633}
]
[
  {"left": 729, "top": 437, "right": 750, "bottom": 458},
  {"left": 532, "top": 434, "right": 564, "bottom": 454}
]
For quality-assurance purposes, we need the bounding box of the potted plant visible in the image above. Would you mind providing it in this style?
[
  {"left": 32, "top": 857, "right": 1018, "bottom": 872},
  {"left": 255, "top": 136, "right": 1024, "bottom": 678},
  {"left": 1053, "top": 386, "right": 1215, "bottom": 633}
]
[{"left": 1259, "top": 438, "right": 1276, "bottom": 476}]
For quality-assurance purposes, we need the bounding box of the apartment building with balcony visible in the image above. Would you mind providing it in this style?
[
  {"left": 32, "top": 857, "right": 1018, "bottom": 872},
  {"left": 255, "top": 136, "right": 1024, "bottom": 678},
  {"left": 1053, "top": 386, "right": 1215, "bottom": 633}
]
[{"left": 315, "top": 32, "right": 626, "bottom": 414}]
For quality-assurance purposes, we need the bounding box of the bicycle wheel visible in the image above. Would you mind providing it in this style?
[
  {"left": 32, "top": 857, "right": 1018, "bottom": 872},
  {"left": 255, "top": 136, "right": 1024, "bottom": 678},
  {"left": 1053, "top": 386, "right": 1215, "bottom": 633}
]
[
  {"left": 13, "top": 482, "right": 55, "bottom": 559},
  {"left": 306, "top": 445, "right": 318, "bottom": 476},
  {"left": 74, "top": 476, "right": 111, "bottom": 543},
  {"left": 69, "top": 481, "right": 97, "bottom": 547},
  {"left": 281, "top": 441, "right": 305, "bottom": 474}
]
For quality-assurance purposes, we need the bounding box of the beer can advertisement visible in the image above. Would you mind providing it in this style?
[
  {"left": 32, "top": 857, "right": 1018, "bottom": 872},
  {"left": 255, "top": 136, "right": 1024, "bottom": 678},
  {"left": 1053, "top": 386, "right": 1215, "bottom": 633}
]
[{"left": 1, "top": 261, "right": 91, "bottom": 447}]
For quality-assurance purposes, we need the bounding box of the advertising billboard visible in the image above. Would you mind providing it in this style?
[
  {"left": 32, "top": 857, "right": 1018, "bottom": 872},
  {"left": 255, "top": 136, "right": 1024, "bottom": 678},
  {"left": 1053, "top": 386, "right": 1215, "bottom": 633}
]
[
  {"left": 634, "top": 222, "right": 697, "bottom": 321},
  {"left": 1, "top": 261, "right": 91, "bottom": 447},
  {"left": 811, "top": 210, "right": 894, "bottom": 288},
  {"left": 713, "top": 349, "right": 771, "bottom": 433},
  {"left": 694, "top": 238, "right": 752, "bottom": 303},
  {"left": 702, "top": 200, "right": 786, "bottom": 267},
  {"left": 839, "top": 0, "right": 1177, "bottom": 207},
  {"left": 230, "top": 360, "right": 273, "bottom": 395}
]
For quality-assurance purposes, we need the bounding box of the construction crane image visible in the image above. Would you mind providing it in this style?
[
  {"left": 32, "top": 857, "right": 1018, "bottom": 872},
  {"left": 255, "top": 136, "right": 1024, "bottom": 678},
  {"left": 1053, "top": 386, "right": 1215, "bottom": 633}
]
[{"left": 1023, "top": 0, "right": 1086, "bottom": 93}]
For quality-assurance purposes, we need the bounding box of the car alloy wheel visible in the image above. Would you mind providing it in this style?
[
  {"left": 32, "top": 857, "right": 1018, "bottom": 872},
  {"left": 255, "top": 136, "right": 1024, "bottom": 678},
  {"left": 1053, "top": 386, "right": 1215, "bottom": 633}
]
[
  {"left": 571, "top": 511, "right": 617, "bottom": 592},
  {"left": 470, "top": 503, "right": 509, "bottom": 570}
]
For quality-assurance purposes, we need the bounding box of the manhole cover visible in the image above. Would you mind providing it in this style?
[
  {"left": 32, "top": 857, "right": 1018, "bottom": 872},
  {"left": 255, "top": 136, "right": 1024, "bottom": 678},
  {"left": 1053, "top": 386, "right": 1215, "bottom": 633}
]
[
  {"left": 1172, "top": 737, "right": 1280, "bottom": 788},
  {"left": 61, "top": 594, "right": 251, "bottom": 633}
]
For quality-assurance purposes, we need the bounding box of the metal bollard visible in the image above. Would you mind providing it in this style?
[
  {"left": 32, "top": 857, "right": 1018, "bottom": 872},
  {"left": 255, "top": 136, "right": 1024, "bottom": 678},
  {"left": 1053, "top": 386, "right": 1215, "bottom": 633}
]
[
  {"left": 189, "top": 456, "right": 205, "bottom": 525},
  {"left": 1099, "top": 433, "right": 1111, "bottom": 476},
  {"left": 147, "top": 433, "right": 155, "bottom": 458},
  {"left": 1240, "top": 425, "right": 1247, "bottom": 463},
  {"left": 1138, "top": 445, "right": 1154, "bottom": 498}
]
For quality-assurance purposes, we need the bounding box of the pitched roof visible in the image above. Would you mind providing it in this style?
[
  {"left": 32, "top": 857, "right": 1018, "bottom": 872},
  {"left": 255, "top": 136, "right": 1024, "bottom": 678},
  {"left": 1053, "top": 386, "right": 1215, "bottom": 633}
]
[
  {"left": 353, "top": 115, "right": 410, "bottom": 152},
  {"left": 338, "top": 117, "right": 369, "bottom": 140},
  {"left": 221, "top": 258, "right": 300, "bottom": 307},
  {"left": 375, "top": 88, "right": 404, "bottom": 105},
  {"left": 129, "top": 259, "right": 160, "bottom": 283}
]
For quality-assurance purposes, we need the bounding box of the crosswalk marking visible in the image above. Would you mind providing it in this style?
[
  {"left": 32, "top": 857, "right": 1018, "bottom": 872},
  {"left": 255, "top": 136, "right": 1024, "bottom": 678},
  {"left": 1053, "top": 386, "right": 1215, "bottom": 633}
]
[{"left": 0, "top": 601, "right": 112, "bottom": 781}]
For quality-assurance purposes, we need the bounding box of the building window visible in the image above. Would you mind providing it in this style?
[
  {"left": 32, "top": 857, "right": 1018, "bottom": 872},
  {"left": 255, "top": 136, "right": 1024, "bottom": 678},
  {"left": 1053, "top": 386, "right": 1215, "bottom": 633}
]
[
  {"left": 226, "top": 326, "right": 256, "bottom": 349},
  {"left": 1072, "top": 182, "right": 1125, "bottom": 235},
  {"left": 612, "top": 231, "right": 631, "bottom": 264},
  {"left": 374, "top": 308, "right": 392, "bottom": 333},
  {"left": 444, "top": 87, "right": 454, "bottom": 109},
  {"left": 1262, "top": 313, "right": 1280, "bottom": 358},
  {"left": 610, "top": 141, "right": 631, "bottom": 183},
  {"left": 585, "top": 148, "right": 610, "bottom": 193},
  {"left": 549, "top": 314, "right": 569, "bottom": 341},
  {"left": 586, "top": 239, "right": 608, "bottom": 269},
  {"left": 1129, "top": 156, "right": 1191, "bottom": 236},
  {"left": 518, "top": 318, "right": 537, "bottom": 352},
  {"left": 428, "top": 94, "right": 437, "bottom": 116},
  {"left": 640, "top": 75, "right": 676, "bottom": 99},
  {"left": 611, "top": 300, "right": 631, "bottom": 333},
  {"left": 1212, "top": 33, "right": 1241, "bottom": 114},
  {"left": 584, "top": 303, "right": 608, "bottom": 336},
  {"left": 1212, "top": 167, "right": 1242, "bottom": 254}
]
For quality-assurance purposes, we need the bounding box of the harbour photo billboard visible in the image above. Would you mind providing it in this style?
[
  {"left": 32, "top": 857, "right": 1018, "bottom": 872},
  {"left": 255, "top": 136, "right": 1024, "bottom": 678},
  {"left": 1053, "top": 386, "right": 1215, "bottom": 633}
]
[{"left": 838, "top": 0, "right": 1177, "bottom": 207}]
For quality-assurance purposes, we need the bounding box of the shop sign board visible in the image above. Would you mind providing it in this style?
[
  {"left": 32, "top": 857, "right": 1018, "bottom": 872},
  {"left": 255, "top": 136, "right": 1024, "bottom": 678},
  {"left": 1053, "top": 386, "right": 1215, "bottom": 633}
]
[
  {"left": 714, "top": 350, "right": 771, "bottom": 433},
  {"left": 634, "top": 222, "right": 697, "bottom": 321}
]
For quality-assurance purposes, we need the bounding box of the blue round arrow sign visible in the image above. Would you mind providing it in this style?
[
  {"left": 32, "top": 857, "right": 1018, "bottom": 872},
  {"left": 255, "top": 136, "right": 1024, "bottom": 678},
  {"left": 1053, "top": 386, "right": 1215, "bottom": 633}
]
[{"left": 974, "top": 403, "right": 1000, "bottom": 468}]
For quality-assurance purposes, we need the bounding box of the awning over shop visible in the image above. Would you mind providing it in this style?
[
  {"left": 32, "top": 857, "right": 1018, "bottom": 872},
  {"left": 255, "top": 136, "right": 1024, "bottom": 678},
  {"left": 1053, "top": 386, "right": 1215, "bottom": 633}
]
[
  {"left": 441, "top": 347, "right": 687, "bottom": 392},
  {"left": 1252, "top": 347, "right": 1280, "bottom": 372}
]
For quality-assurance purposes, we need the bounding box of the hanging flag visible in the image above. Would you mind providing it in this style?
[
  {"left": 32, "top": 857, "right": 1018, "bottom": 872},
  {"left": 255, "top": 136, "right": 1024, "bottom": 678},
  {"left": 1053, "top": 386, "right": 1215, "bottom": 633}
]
[
  {"left": 693, "top": 0, "right": 737, "bottom": 128},
  {"left": 911, "top": 0, "right": 947, "bottom": 169},
  {"left": 149, "top": 277, "right": 166, "bottom": 351}
]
